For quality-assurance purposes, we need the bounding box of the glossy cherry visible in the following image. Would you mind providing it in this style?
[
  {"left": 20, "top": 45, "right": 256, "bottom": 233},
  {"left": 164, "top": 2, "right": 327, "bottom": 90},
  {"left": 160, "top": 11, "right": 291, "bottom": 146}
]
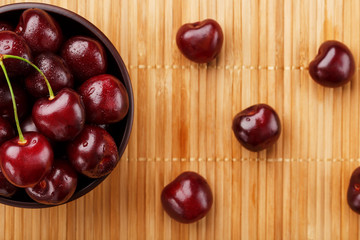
[
  {"left": 0, "top": 82, "right": 29, "bottom": 123},
  {"left": 176, "top": 19, "right": 223, "bottom": 63},
  {"left": 61, "top": 36, "right": 107, "bottom": 82},
  {"left": 232, "top": 104, "right": 281, "bottom": 152},
  {"left": 78, "top": 74, "right": 129, "bottom": 124},
  {"left": 67, "top": 125, "right": 119, "bottom": 178},
  {"left": 26, "top": 160, "right": 77, "bottom": 205},
  {"left": 0, "top": 31, "right": 32, "bottom": 79},
  {"left": 25, "top": 52, "right": 74, "bottom": 98},
  {"left": 0, "top": 22, "right": 13, "bottom": 32},
  {"left": 0, "top": 116, "right": 14, "bottom": 145},
  {"left": 347, "top": 167, "right": 360, "bottom": 214},
  {"left": 32, "top": 88, "right": 85, "bottom": 141},
  {"left": 309, "top": 40, "right": 355, "bottom": 87},
  {"left": 161, "top": 171, "right": 213, "bottom": 223},
  {"left": 20, "top": 115, "right": 39, "bottom": 133},
  {"left": 0, "top": 132, "right": 53, "bottom": 188},
  {"left": 0, "top": 168, "right": 17, "bottom": 198},
  {"left": 15, "top": 8, "right": 63, "bottom": 53}
]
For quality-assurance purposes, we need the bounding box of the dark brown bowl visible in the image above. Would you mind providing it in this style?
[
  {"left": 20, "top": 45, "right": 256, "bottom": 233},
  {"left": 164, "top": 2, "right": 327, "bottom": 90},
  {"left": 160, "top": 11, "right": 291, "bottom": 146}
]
[{"left": 0, "top": 3, "right": 134, "bottom": 208}]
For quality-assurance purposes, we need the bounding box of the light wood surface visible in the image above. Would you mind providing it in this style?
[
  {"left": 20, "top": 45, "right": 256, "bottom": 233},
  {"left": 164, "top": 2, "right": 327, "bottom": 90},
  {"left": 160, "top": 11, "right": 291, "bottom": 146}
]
[{"left": 1, "top": 0, "right": 360, "bottom": 239}]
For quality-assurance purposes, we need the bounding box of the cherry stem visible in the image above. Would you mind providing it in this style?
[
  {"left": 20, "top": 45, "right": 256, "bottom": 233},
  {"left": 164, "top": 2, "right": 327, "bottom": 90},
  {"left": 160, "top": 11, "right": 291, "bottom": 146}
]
[
  {"left": 0, "top": 59, "right": 26, "bottom": 144},
  {"left": 2, "top": 54, "right": 55, "bottom": 100}
]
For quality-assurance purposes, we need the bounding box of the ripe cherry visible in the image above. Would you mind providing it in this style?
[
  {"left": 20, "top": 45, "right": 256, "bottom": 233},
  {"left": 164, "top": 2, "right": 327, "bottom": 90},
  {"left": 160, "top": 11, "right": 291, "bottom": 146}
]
[
  {"left": 347, "top": 167, "right": 360, "bottom": 214},
  {"left": 0, "top": 168, "right": 18, "bottom": 198},
  {"left": 176, "top": 19, "right": 223, "bottom": 63},
  {"left": 309, "top": 40, "right": 355, "bottom": 87},
  {"left": 161, "top": 171, "right": 213, "bottom": 223},
  {"left": 0, "top": 82, "right": 29, "bottom": 123},
  {"left": 232, "top": 104, "right": 281, "bottom": 152},
  {"left": 0, "top": 116, "right": 14, "bottom": 145}
]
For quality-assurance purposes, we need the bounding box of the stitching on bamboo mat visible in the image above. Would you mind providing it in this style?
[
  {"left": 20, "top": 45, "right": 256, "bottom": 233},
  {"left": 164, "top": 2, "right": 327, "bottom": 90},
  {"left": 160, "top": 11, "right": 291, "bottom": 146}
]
[
  {"left": 127, "top": 64, "right": 310, "bottom": 70},
  {"left": 123, "top": 157, "right": 360, "bottom": 162}
]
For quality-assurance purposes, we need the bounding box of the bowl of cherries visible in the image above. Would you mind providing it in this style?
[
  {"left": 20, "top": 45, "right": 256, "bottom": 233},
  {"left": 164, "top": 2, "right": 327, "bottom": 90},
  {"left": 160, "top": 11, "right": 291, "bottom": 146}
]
[{"left": 0, "top": 3, "right": 133, "bottom": 208}]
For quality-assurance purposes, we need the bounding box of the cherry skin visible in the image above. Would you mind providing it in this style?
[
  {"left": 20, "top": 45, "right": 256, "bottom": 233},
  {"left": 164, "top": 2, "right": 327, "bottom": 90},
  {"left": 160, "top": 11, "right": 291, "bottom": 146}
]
[
  {"left": 78, "top": 74, "right": 129, "bottom": 124},
  {"left": 0, "top": 168, "right": 17, "bottom": 197},
  {"left": 15, "top": 8, "right": 63, "bottom": 53},
  {"left": 176, "top": 19, "right": 223, "bottom": 63},
  {"left": 20, "top": 115, "right": 39, "bottom": 133},
  {"left": 0, "top": 31, "right": 32, "bottom": 79},
  {"left": 0, "top": 82, "right": 29, "bottom": 123},
  {"left": 61, "top": 36, "right": 107, "bottom": 82},
  {"left": 347, "top": 167, "right": 360, "bottom": 214},
  {"left": 26, "top": 160, "right": 78, "bottom": 205},
  {"left": 0, "top": 132, "right": 53, "bottom": 188},
  {"left": 161, "top": 171, "right": 213, "bottom": 223},
  {"left": 32, "top": 88, "right": 86, "bottom": 141},
  {"left": 0, "top": 117, "right": 14, "bottom": 146},
  {"left": 0, "top": 21, "right": 13, "bottom": 32},
  {"left": 25, "top": 52, "right": 74, "bottom": 98},
  {"left": 232, "top": 104, "right": 281, "bottom": 152},
  {"left": 309, "top": 40, "right": 355, "bottom": 87},
  {"left": 67, "top": 125, "right": 119, "bottom": 178}
]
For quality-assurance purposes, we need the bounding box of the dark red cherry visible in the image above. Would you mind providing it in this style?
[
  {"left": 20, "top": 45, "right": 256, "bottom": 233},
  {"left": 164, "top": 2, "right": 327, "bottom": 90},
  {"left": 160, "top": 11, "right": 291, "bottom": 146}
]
[
  {"left": 61, "top": 36, "right": 107, "bottom": 82},
  {"left": 67, "top": 125, "right": 119, "bottom": 178},
  {"left": 25, "top": 52, "right": 74, "bottom": 98},
  {"left": 161, "top": 171, "right": 213, "bottom": 223},
  {"left": 26, "top": 160, "right": 77, "bottom": 205},
  {"left": 0, "top": 168, "right": 17, "bottom": 197},
  {"left": 347, "top": 167, "right": 360, "bottom": 214},
  {"left": 232, "top": 104, "right": 281, "bottom": 152},
  {"left": 0, "top": 31, "right": 32, "bottom": 79},
  {"left": 0, "top": 82, "right": 29, "bottom": 123},
  {"left": 309, "top": 40, "right": 355, "bottom": 87},
  {"left": 20, "top": 115, "right": 39, "bottom": 133},
  {"left": 32, "top": 88, "right": 86, "bottom": 141},
  {"left": 78, "top": 74, "right": 129, "bottom": 124},
  {"left": 15, "top": 8, "right": 63, "bottom": 53},
  {"left": 0, "top": 132, "right": 53, "bottom": 188},
  {"left": 176, "top": 19, "right": 223, "bottom": 63},
  {"left": 0, "top": 116, "right": 14, "bottom": 145},
  {"left": 0, "top": 21, "right": 13, "bottom": 32}
]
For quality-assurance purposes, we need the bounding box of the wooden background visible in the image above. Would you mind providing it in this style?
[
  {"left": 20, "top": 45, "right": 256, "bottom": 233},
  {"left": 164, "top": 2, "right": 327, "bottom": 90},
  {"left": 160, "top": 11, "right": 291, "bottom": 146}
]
[{"left": 1, "top": 0, "right": 360, "bottom": 239}]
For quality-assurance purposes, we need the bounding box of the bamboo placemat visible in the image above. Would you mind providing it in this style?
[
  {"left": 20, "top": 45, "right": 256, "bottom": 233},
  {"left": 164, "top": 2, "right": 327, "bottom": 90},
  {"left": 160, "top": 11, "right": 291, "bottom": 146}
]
[{"left": 1, "top": 0, "right": 360, "bottom": 239}]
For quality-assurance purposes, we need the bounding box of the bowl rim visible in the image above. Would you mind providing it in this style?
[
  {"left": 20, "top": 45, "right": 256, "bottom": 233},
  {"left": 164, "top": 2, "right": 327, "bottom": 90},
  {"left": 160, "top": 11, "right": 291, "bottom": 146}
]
[{"left": 0, "top": 2, "right": 134, "bottom": 208}]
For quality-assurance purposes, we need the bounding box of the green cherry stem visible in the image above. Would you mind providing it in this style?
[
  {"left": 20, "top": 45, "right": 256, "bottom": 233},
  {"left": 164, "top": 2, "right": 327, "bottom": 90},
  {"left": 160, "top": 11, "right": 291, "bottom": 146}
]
[
  {"left": 0, "top": 56, "right": 25, "bottom": 144},
  {"left": 2, "top": 54, "right": 55, "bottom": 100}
]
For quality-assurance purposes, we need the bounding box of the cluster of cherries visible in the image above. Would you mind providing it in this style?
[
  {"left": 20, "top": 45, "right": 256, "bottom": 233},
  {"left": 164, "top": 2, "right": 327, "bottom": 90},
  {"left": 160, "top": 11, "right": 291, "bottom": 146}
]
[
  {"left": 0, "top": 8, "right": 129, "bottom": 205},
  {"left": 162, "top": 19, "right": 360, "bottom": 223}
]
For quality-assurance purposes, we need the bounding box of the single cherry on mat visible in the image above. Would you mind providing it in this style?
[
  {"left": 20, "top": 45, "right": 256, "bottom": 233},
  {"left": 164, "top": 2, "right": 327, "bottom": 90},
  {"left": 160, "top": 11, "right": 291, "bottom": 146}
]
[
  {"left": 176, "top": 19, "right": 223, "bottom": 63},
  {"left": 15, "top": 8, "right": 63, "bottom": 53},
  {"left": 347, "top": 167, "right": 360, "bottom": 214},
  {"left": 26, "top": 160, "right": 78, "bottom": 205},
  {"left": 61, "top": 36, "right": 107, "bottom": 82},
  {"left": 232, "top": 104, "right": 281, "bottom": 152},
  {"left": 67, "top": 125, "right": 119, "bottom": 178},
  {"left": 25, "top": 52, "right": 74, "bottom": 98},
  {"left": 309, "top": 40, "right": 355, "bottom": 87},
  {"left": 78, "top": 74, "right": 129, "bottom": 124},
  {"left": 32, "top": 88, "right": 86, "bottom": 141},
  {"left": 161, "top": 171, "right": 213, "bottom": 223}
]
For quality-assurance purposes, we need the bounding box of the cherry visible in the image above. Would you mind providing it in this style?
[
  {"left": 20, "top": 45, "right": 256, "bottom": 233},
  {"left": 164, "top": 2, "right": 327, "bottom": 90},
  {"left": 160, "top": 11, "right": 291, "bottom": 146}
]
[
  {"left": 0, "top": 132, "right": 53, "bottom": 188},
  {"left": 32, "top": 88, "right": 85, "bottom": 141},
  {"left": 25, "top": 52, "right": 74, "bottom": 98},
  {"left": 67, "top": 125, "right": 119, "bottom": 178},
  {"left": 78, "top": 74, "right": 129, "bottom": 124},
  {"left": 309, "top": 40, "right": 355, "bottom": 87},
  {"left": 61, "top": 36, "right": 107, "bottom": 82},
  {"left": 347, "top": 167, "right": 360, "bottom": 214},
  {"left": 20, "top": 115, "right": 39, "bottom": 133},
  {"left": 232, "top": 104, "right": 281, "bottom": 152},
  {"left": 0, "top": 82, "right": 29, "bottom": 123},
  {"left": 0, "top": 116, "right": 14, "bottom": 145},
  {"left": 0, "top": 168, "right": 18, "bottom": 198},
  {"left": 26, "top": 160, "right": 77, "bottom": 205},
  {"left": 15, "top": 8, "right": 63, "bottom": 53},
  {"left": 176, "top": 19, "right": 223, "bottom": 63},
  {"left": 0, "top": 31, "right": 32, "bottom": 79},
  {"left": 161, "top": 171, "right": 213, "bottom": 223}
]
